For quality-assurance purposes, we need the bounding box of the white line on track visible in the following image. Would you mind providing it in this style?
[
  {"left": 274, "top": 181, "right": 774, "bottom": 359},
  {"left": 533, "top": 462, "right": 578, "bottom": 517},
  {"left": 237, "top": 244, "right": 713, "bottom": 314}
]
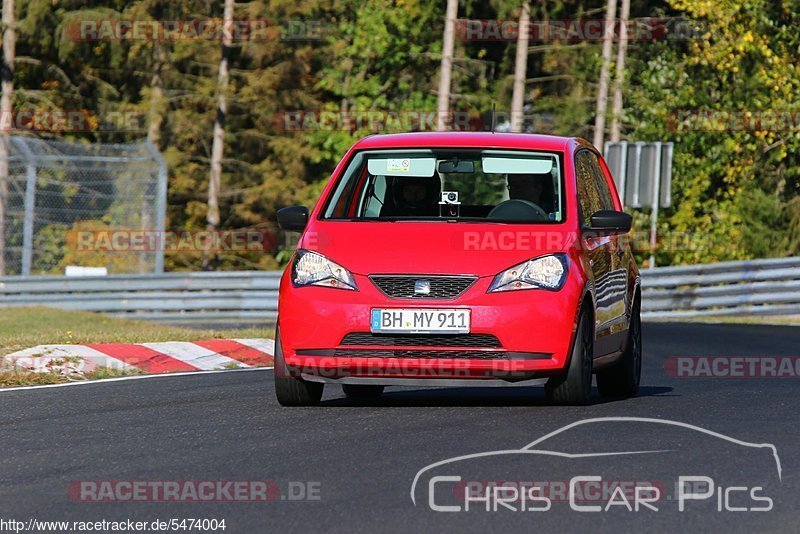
[{"left": 0, "top": 366, "right": 274, "bottom": 393}]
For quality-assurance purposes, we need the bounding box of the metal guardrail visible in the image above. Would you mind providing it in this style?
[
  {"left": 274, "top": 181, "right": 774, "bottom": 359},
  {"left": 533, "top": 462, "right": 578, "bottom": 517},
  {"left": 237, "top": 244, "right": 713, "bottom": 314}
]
[
  {"left": 1, "top": 257, "right": 798, "bottom": 324},
  {"left": 0, "top": 271, "right": 281, "bottom": 325},
  {"left": 641, "top": 256, "right": 800, "bottom": 319}
]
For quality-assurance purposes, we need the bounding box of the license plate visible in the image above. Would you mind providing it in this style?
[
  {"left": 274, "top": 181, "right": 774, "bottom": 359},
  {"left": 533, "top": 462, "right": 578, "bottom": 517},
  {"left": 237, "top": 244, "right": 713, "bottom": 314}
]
[{"left": 370, "top": 308, "right": 470, "bottom": 334}]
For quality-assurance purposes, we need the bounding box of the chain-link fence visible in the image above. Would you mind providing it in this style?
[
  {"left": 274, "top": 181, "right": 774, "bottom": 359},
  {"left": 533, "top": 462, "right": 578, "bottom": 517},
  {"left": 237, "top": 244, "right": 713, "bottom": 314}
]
[{"left": 0, "top": 136, "right": 166, "bottom": 276}]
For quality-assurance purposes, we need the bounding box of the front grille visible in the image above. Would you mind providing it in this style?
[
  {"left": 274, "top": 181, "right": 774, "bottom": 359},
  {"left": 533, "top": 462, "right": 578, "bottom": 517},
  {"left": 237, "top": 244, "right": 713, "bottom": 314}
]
[
  {"left": 332, "top": 349, "right": 507, "bottom": 360},
  {"left": 370, "top": 275, "right": 477, "bottom": 300},
  {"left": 341, "top": 332, "right": 502, "bottom": 348}
]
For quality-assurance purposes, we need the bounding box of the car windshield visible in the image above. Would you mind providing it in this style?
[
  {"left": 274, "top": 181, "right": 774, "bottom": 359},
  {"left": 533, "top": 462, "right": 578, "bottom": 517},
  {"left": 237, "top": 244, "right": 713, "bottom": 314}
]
[{"left": 322, "top": 149, "right": 564, "bottom": 223}]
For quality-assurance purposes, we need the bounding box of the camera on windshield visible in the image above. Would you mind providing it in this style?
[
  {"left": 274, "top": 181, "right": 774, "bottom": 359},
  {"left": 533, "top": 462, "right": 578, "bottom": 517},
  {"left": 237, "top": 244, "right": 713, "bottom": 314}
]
[{"left": 440, "top": 191, "right": 459, "bottom": 205}]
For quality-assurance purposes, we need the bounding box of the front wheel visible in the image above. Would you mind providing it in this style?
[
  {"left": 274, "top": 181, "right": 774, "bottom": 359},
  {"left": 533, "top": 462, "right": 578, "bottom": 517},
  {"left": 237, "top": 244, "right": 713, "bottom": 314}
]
[
  {"left": 546, "top": 308, "right": 593, "bottom": 405},
  {"left": 596, "top": 299, "right": 641, "bottom": 398},
  {"left": 274, "top": 326, "right": 323, "bottom": 406},
  {"left": 275, "top": 375, "right": 324, "bottom": 406}
]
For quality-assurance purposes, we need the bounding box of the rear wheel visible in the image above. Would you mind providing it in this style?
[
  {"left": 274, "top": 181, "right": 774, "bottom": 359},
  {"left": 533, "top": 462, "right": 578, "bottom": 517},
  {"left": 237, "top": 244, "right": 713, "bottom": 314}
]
[
  {"left": 546, "top": 308, "right": 593, "bottom": 405},
  {"left": 596, "top": 298, "right": 641, "bottom": 398},
  {"left": 274, "top": 327, "right": 323, "bottom": 406},
  {"left": 342, "top": 384, "right": 385, "bottom": 399}
]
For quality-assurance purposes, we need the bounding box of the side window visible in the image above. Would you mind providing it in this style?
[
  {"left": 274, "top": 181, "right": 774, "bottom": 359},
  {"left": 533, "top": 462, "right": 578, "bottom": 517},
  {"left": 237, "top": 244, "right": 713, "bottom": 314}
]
[
  {"left": 361, "top": 175, "right": 387, "bottom": 217},
  {"left": 575, "top": 150, "right": 602, "bottom": 227},
  {"left": 588, "top": 153, "right": 616, "bottom": 211},
  {"left": 324, "top": 153, "right": 365, "bottom": 218}
]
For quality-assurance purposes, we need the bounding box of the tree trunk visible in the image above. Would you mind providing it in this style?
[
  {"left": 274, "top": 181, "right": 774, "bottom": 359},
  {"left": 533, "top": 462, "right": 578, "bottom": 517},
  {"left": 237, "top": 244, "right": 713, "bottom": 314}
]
[
  {"left": 610, "top": 0, "right": 630, "bottom": 142},
  {"left": 147, "top": 44, "right": 166, "bottom": 147},
  {"left": 0, "top": 0, "right": 15, "bottom": 275},
  {"left": 436, "top": 0, "right": 458, "bottom": 131},
  {"left": 142, "top": 43, "right": 166, "bottom": 273},
  {"left": 205, "top": 0, "right": 233, "bottom": 269},
  {"left": 510, "top": 1, "right": 530, "bottom": 133},
  {"left": 592, "top": 0, "right": 617, "bottom": 150}
]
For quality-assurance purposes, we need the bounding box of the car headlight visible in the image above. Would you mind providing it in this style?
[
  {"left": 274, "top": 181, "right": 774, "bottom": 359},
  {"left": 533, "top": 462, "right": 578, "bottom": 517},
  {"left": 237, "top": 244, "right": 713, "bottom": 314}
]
[
  {"left": 292, "top": 249, "right": 358, "bottom": 290},
  {"left": 488, "top": 253, "right": 568, "bottom": 292}
]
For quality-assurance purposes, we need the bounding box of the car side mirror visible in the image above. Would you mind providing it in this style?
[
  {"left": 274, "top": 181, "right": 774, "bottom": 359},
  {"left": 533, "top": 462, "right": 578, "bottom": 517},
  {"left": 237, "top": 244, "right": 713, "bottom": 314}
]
[
  {"left": 277, "top": 206, "right": 309, "bottom": 233},
  {"left": 588, "top": 210, "right": 632, "bottom": 234}
]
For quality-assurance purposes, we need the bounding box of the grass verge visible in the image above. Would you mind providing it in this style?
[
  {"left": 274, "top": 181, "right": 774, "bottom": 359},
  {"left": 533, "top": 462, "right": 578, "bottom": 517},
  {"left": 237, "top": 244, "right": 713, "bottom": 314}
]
[
  {"left": 0, "top": 306, "right": 275, "bottom": 356},
  {"left": 0, "top": 370, "right": 70, "bottom": 387},
  {"left": 0, "top": 366, "right": 147, "bottom": 388}
]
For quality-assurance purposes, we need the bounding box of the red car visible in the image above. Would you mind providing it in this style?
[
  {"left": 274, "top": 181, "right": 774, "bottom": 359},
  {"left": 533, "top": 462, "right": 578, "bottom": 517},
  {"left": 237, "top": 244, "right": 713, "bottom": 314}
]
[{"left": 275, "top": 132, "right": 640, "bottom": 406}]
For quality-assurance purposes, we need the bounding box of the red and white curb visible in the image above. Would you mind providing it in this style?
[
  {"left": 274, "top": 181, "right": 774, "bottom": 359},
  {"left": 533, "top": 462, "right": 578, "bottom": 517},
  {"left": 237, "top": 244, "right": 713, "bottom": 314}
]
[{"left": 3, "top": 339, "right": 275, "bottom": 376}]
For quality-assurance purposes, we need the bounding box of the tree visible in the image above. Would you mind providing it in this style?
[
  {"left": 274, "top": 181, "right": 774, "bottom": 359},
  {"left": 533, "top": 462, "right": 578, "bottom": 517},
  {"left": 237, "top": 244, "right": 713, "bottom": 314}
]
[
  {"left": 510, "top": 1, "right": 530, "bottom": 132},
  {"left": 629, "top": 0, "right": 800, "bottom": 264},
  {"left": 0, "top": 0, "right": 15, "bottom": 275},
  {"left": 593, "top": 0, "right": 617, "bottom": 149},
  {"left": 204, "top": 0, "right": 233, "bottom": 269},
  {"left": 609, "top": 0, "right": 630, "bottom": 142},
  {"left": 437, "top": 0, "right": 459, "bottom": 131}
]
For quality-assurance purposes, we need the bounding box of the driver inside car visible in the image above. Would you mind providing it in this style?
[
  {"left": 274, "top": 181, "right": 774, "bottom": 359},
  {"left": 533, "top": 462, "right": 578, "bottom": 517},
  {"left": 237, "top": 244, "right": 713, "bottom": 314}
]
[
  {"left": 382, "top": 176, "right": 440, "bottom": 217},
  {"left": 507, "top": 173, "right": 553, "bottom": 214}
]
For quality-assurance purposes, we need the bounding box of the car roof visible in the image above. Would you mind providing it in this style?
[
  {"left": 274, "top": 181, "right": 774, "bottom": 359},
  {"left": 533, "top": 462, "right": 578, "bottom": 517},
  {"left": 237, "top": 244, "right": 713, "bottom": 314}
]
[{"left": 351, "top": 131, "right": 589, "bottom": 152}]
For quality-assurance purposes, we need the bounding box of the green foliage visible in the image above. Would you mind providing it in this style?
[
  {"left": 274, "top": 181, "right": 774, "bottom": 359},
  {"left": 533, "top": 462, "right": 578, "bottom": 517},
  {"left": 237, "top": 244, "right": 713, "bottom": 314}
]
[
  {"left": 5, "top": 0, "right": 799, "bottom": 269},
  {"left": 629, "top": 0, "right": 800, "bottom": 264}
]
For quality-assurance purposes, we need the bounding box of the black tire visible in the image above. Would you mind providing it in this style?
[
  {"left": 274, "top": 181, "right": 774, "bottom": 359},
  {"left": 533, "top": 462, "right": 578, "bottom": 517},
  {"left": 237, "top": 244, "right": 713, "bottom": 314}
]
[
  {"left": 275, "top": 375, "right": 323, "bottom": 406},
  {"left": 273, "top": 326, "right": 323, "bottom": 406},
  {"left": 596, "top": 298, "right": 642, "bottom": 398},
  {"left": 342, "top": 384, "right": 385, "bottom": 399},
  {"left": 546, "top": 308, "right": 593, "bottom": 405}
]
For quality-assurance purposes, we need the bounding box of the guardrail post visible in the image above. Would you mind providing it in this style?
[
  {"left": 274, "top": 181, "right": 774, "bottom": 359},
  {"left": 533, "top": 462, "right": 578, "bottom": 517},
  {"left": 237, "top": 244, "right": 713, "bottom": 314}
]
[
  {"left": 648, "top": 143, "right": 662, "bottom": 269},
  {"left": 12, "top": 136, "right": 39, "bottom": 276},
  {"left": 20, "top": 162, "right": 36, "bottom": 275},
  {"left": 146, "top": 141, "right": 167, "bottom": 274}
]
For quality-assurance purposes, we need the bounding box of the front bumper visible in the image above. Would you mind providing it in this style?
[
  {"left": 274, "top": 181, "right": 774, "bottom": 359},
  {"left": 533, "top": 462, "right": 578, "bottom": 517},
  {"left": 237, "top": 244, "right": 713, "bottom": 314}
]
[
  {"left": 278, "top": 269, "right": 584, "bottom": 383},
  {"left": 298, "top": 374, "right": 551, "bottom": 388}
]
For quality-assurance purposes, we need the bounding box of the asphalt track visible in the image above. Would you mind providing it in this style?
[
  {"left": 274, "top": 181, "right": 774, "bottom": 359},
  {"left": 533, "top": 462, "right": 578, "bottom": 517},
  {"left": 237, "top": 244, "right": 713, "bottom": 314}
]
[{"left": 1, "top": 322, "right": 799, "bottom": 533}]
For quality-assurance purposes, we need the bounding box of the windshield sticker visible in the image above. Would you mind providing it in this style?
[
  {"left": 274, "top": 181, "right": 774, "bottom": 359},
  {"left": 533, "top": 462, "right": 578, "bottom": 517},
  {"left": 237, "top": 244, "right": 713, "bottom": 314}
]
[{"left": 387, "top": 158, "right": 411, "bottom": 173}]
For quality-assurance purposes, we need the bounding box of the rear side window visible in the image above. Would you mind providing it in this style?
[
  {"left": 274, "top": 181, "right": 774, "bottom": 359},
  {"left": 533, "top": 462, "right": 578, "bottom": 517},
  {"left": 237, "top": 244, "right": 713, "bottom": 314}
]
[
  {"left": 575, "top": 150, "right": 602, "bottom": 227},
  {"left": 576, "top": 149, "right": 616, "bottom": 228},
  {"left": 589, "top": 153, "right": 616, "bottom": 211}
]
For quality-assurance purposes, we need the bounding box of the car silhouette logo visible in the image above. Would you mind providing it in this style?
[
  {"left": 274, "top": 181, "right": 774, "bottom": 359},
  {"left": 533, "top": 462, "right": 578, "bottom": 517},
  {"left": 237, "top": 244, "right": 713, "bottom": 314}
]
[
  {"left": 410, "top": 417, "right": 783, "bottom": 507},
  {"left": 414, "top": 280, "right": 431, "bottom": 295}
]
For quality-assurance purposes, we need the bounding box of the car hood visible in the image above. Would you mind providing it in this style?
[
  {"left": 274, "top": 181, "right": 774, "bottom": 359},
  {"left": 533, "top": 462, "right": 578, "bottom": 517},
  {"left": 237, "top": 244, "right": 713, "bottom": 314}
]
[{"left": 301, "top": 221, "right": 572, "bottom": 277}]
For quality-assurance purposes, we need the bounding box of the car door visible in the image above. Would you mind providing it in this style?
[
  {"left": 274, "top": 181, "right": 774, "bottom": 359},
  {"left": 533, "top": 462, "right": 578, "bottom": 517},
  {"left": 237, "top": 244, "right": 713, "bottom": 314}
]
[
  {"left": 575, "top": 149, "right": 626, "bottom": 356},
  {"left": 588, "top": 150, "right": 630, "bottom": 353}
]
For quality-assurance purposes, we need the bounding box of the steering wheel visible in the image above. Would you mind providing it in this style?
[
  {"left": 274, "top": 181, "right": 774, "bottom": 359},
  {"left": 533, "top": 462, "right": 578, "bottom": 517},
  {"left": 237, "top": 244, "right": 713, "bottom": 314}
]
[{"left": 487, "top": 199, "right": 549, "bottom": 222}]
